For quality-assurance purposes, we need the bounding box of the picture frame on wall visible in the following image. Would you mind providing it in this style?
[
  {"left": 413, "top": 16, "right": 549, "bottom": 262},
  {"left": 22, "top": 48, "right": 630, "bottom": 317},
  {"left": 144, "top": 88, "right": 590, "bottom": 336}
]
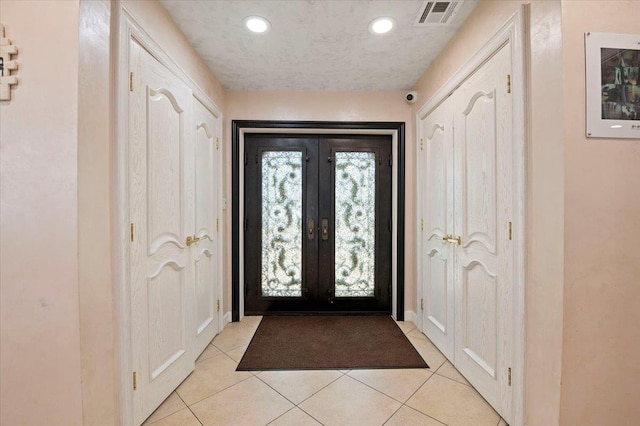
[{"left": 585, "top": 32, "right": 640, "bottom": 139}]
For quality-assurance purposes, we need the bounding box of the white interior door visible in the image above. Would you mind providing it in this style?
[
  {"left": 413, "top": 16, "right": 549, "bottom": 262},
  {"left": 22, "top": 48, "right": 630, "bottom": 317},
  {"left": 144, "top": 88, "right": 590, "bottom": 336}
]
[
  {"left": 453, "top": 43, "right": 513, "bottom": 419},
  {"left": 129, "top": 40, "right": 195, "bottom": 425},
  {"left": 191, "top": 97, "right": 221, "bottom": 357},
  {"left": 419, "top": 96, "right": 455, "bottom": 361}
]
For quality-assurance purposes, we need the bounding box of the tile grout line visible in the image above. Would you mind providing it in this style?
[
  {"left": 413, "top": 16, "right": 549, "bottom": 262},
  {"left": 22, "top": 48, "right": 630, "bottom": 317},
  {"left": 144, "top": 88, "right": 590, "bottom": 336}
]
[
  {"left": 264, "top": 406, "right": 298, "bottom": 426},
  {"left": 175, "top": 391, "right": 204, "bottom": 426},
  {"left": 345, "top": 371, "right": 429, "bottom": 405},
  {"left": 433, "top": 370, "right": 471, "bottom": 387},
  {"left": 381, "top": 403, "right": 405, "bottom": 426},
  {"left": 400, "top": 403, "right": 449, "bottom": 425},
  {"left": 294, "top": 403, "right": 327, "bottom": 426},
  {"left": 400, "top": 371, "right": 453, "bottom": 425},
  {"left": 255, "top": 370, "right": 344, "bottom": 409},
  {"left": 180, "top": 360, "right": 255, "bottom": 407}
]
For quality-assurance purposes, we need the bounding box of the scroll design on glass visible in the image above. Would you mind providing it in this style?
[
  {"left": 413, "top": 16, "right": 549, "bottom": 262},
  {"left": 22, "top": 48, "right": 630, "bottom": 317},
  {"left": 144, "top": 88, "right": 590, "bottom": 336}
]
[
  {"left": 334, "top": 152, "right": 376, "bottom": 297},
  {"left": 261, "top": 151, "right": 303, "bottom": 297}
]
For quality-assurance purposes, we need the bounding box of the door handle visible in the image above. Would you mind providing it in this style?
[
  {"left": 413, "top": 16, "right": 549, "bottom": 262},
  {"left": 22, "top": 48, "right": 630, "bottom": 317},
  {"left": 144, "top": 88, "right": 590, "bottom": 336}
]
[
  {"left": 436, "top": 234, "right": 450, "bottom": 243},
  {"left": 321, "top": 218, "right": 329, "bottom": 241},
  {"left": 186, "top": 235, "right": 202, "bottom": 246},
  {"left": 308, "top": 219, "right": 315, "bottom": 240},
  {"left": 436, "top": 234, "right": 461, "bottom": 245},
  {"left": 444, "top": 235, "right": 461, "bottom": 245}
]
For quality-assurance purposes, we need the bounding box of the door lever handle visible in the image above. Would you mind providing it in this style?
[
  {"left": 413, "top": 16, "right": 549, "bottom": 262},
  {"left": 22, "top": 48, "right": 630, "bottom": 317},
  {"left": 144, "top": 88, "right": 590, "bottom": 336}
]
[
  {"left": 436, "top": 234, "right": 461, "bottom": 245},
  {"left": 186, "top": 235, "right": 202, "bottom": 246},
  {"left": 445, "top": 235, "right": 461, "bottom": 245}
]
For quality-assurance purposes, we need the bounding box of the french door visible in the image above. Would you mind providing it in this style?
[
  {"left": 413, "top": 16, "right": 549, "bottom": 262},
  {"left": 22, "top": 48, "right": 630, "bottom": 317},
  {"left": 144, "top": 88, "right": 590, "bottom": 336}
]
[
  {"left": 128, "top": 39, "right": 222, "bottom": 425},
  {"left": 244, "top": 134, "right": 392, "bottom": 314},
  {"left": 418, "top": 42, "right": 515, "bottom": 422}
]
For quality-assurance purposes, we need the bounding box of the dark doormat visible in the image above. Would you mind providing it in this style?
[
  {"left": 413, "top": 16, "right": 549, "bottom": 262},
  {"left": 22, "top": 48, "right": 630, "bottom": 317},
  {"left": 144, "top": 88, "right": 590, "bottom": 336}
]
[{"left": 236, "top": 315, "right": 428, "bottom": 371}]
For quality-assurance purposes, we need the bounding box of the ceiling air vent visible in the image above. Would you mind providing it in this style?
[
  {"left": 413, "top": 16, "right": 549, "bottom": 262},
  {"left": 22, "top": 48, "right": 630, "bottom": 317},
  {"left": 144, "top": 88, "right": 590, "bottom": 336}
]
[{"left": 414, "top": 1, "right": 462, "bottom": 26}]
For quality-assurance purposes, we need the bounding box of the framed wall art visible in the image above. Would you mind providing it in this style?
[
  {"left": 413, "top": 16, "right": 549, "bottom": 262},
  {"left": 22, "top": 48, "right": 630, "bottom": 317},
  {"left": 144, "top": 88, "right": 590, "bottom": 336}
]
[{"left": 585, "top": 32, "right": 640, "bottom": 139}]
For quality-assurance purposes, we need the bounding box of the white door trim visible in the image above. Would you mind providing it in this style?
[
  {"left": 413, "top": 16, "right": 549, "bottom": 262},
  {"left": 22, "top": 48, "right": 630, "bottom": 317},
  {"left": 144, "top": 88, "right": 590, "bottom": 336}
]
[
  {"left": 236, "top": 127, "right": 400, "bottom": 321},
  {"left": 114, "top": 5, "right": 223, "bottom": 424},
  {"left": 415, "top": 7, "right": 527, "bottom": 426}
]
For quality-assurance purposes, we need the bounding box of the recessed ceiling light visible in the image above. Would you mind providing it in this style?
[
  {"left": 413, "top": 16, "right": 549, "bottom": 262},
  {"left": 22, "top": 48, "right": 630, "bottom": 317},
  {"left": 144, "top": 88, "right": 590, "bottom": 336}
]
[
  {"left": 244, "top": 16, "right": 271, "bottom": 33},
  {"left": 369, "top": 17, "right": 395, "bottom": 34}
]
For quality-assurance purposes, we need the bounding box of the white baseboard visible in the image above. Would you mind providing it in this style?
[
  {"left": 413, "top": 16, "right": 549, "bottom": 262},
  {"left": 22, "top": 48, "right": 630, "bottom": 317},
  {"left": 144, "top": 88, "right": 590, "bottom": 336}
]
[
  {"left": 223, "top": 312, "right": 232, "bottom": 328},
  {"left": 404, "top": 310, "right": 417, "bottom": 326}
]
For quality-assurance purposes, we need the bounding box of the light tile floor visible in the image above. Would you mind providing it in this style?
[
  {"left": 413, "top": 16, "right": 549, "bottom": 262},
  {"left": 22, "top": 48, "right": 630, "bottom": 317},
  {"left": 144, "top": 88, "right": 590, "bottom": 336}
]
[{"left": 143, "top": 317, "right": 506, "bottom": 426}]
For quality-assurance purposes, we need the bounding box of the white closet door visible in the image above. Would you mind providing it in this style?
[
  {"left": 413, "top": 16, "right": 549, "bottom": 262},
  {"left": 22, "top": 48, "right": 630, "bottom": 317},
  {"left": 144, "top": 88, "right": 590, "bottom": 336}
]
[
  {"left": 453, "top": 43, "right": 513, "bottom": 418},
  {"left": 419, "top": 96, "right": 455, "bottom": 361},
  {"left": 129, "top": 40, "right": 195, "bottom": 425},
  {"left": 191, "top": 97, "right": 221, "bottom": 357}
]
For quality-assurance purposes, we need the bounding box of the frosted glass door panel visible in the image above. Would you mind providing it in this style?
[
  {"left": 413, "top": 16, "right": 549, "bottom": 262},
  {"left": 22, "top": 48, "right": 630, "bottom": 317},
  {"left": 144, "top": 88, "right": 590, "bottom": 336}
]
[
  {"left": 334, "top": 152, "right": 376, "bottom": 297},
  {"left": 261, "top": 151, "right": 303, "bottom": 297}
]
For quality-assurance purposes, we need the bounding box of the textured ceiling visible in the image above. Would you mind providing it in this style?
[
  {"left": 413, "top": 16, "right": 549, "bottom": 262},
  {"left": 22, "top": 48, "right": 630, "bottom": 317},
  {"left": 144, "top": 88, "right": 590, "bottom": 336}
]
[{"left": 160, "top": 0, "right": 478, "bottom": 91}]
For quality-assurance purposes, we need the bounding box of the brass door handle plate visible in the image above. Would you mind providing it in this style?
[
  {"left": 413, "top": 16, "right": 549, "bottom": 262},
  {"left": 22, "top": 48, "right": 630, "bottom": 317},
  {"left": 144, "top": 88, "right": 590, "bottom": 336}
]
[
  {"left": 321, "top": 218, "right": 329, "bottom": 241},
  {"left": 308, "top": 219, "right": 315, "bottom": 240}
]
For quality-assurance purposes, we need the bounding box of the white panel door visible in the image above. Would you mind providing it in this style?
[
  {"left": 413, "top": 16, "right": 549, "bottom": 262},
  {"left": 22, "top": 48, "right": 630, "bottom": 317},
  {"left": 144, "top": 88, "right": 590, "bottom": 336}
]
[
  {"left": 129, "top": 40, "right": 195, "bottom": 425},
  {"left": 191, "top": 97, "right": 221, "bottom": 357},
  {"left": 419, "top": 96, "right": 455, "bottom": 361},
  {"left": 453, "top": 44, "right": 513, "bottom": 419}
]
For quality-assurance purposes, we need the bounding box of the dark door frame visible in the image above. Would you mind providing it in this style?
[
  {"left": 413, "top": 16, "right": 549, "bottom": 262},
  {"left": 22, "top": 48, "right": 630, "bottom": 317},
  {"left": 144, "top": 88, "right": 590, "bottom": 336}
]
[{"left": 232, "top": 120, "right": 406, "bottom": 321}]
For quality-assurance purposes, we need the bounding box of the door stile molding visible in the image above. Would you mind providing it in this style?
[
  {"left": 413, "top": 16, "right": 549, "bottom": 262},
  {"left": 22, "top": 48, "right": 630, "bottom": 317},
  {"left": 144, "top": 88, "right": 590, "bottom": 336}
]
[
  {"left": 114, "top": 5, "right": 223, "bottom": 425},
  {"left": 232, "top": 120, "right": 406, "bottom": 322},
  {"left": 415, "top": 6, "right": 527, "bottom": 426}
]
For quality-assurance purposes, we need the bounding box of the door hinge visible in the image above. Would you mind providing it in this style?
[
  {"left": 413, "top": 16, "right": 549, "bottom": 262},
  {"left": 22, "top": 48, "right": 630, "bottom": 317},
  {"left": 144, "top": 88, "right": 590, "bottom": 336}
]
[
  {"left": 216, "top": 299, "right": 220, "bottom": 312},
  {"left": 507, "top": 74, "right": 511, "bottom": 94},
  {"left": 132, "top": 371, "right": 137, "bottom": 390},
  {"left": 508, "top": 222, "right": 512, "bottom": 240},
  {"left": 421, "top": 298, "right": 424, "bottom": 310},
  {"left": 389, "top": 154, "right": 393, "bottom": 167},
  {"left": 420, "top": 138, "right": 424, "bottom": 150},
  {"left": 244, "top": 218, "right": 247, "bottom": 231},
  {"left": 508, "top": 367, "right": 512, "bottom": 386},
  {"left": 129, "top": 72, "right": 134, "bottom": 92},
  {"left": 130, "top": 223, "right": 134, "bottom": 242},
  {"left": 244, "top": 151, "right": 248, "bottom": 165},
  {"left": 388, "top": 219, "right": 392, "bottom": 232},
  {"left": 255, "top": 153, "right": 258, "bottom": 163},
  {"left": 216, "top": 218, "right": 219, "bottom": 232},
  {"left": 420, "top": 218, "right": 424, "bottom": 231},
  {"left": 215, "top": 137, "right": 219, "bottom": 150}
]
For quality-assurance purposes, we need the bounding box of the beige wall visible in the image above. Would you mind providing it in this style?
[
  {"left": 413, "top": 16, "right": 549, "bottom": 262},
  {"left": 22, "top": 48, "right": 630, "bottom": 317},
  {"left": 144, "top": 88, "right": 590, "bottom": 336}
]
[
  {"left": 223, "top": 90, "right": 415, "bottom": 318},
  {"left": 0, "top": 1, "right": 84, "bottom": 425},
  {"left": 412, "top": 1, "right": 566, "bottom": 425},
  {"left": 78, "top": 0, "right": 116, "bottom": 424},
  {"left": 560, "top": 1, "right": 640, "bottom": 424}
]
